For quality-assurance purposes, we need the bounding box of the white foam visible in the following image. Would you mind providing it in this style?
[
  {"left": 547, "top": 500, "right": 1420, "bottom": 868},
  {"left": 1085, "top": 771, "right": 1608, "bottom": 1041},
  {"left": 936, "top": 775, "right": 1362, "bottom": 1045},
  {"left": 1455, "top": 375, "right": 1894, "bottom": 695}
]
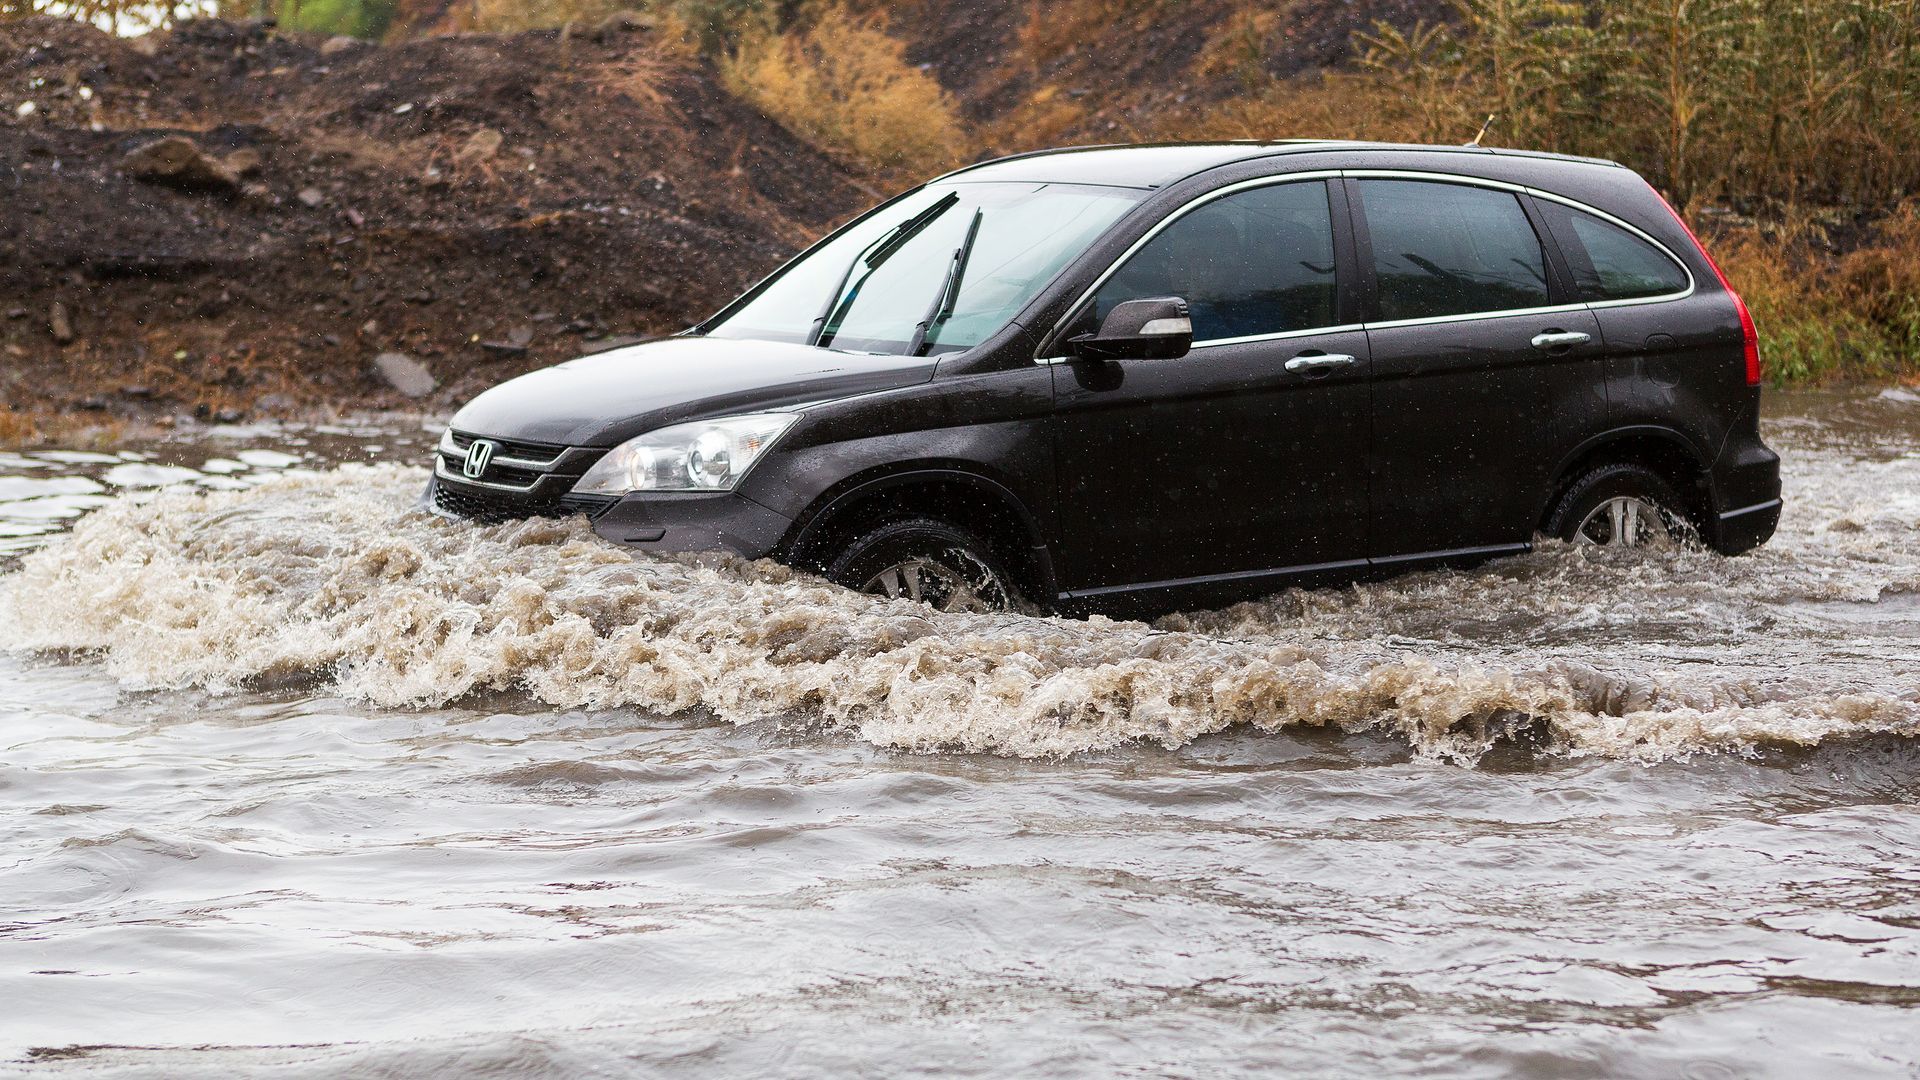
[{"left": 3, "top": 462, "right": 1913, "bottom": 762}]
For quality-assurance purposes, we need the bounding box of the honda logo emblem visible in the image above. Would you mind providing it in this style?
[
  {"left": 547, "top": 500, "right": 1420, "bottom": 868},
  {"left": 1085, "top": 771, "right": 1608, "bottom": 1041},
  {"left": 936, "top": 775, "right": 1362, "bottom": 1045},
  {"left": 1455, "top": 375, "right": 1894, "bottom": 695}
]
[{"left": 462, "top": 439, "right": 496, "bottom": 480}]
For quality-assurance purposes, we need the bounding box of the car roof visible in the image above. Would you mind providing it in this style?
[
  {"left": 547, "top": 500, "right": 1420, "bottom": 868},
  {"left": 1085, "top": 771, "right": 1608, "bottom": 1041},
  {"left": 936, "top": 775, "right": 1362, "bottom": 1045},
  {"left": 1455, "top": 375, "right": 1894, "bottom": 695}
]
[{"left": 937, "top": 141, "right": 1623, "bottom": 190}]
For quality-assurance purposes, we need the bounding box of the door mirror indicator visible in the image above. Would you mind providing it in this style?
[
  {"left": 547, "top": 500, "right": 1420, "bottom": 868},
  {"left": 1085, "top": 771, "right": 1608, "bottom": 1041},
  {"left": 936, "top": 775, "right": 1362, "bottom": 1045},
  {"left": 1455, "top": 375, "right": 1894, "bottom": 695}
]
[{"left": 1069, "top": 297, "right": 1193, "bottom": 361}]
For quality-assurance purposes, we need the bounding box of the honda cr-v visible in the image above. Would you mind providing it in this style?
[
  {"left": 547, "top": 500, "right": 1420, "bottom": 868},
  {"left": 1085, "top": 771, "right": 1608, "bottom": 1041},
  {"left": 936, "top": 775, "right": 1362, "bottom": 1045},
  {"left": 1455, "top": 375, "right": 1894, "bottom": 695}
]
[{"left": 429, "top": 141, "right": 1782, "bottom": 615}]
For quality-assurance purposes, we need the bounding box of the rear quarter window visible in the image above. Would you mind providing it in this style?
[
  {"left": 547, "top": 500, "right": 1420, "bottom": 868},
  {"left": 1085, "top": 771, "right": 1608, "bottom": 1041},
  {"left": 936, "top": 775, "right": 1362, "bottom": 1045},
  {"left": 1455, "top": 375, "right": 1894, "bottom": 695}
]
[{"left": 1538, "top": 200, "right": 1691, "bottom": 302}]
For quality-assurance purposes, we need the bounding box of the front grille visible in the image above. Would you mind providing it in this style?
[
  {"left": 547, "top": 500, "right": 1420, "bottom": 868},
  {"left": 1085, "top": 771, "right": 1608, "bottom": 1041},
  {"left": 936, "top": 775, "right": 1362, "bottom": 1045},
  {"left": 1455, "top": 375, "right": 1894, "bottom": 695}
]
[
  {"left": 431, "top": 478, "right": 616, "bottom": 524},
  {"left": 448, "top": 430, "right": 568, "bottom": 467},
  {"left": 431, "top": 429, "right": 611, "bottom": 524},
  {"left": 433, "top": 480, "right": 557, "bottom": 523},
  {"left": 437, "top": 451, "right": 546, "bottom": 489}
]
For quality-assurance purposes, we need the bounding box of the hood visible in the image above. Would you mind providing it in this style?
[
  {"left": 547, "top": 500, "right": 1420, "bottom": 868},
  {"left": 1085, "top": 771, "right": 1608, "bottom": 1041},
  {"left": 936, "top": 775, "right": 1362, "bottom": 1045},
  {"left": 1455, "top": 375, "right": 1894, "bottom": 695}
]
[{"left": 447, "top": 337, "right": 939, "bottom": 447}]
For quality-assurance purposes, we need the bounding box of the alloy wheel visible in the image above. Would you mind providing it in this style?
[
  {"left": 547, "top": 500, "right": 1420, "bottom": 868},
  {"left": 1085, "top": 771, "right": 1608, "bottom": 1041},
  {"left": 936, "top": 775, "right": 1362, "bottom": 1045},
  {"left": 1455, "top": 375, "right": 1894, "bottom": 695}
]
[
  {"left": 1575, "top": 496, "right": 1683, "bottom": 548},
  {"left": 861, "top": 549, "right": 1012, "bottom": 613}
]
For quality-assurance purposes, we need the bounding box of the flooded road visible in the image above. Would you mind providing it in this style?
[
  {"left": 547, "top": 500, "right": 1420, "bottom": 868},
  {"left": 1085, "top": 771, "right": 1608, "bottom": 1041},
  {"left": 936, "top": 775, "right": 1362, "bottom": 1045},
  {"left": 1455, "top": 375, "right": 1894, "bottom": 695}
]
[{"left": 3, "top": 394, "right": 1918, "bottom": 1076}]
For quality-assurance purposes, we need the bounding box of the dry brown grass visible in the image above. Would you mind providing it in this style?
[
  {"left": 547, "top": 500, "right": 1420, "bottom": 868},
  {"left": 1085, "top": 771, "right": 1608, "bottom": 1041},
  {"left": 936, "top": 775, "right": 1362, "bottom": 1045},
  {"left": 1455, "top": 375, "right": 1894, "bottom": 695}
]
[
  {"left": 722, "top": 3, "right": 967, "bottom": 172},
  {"left": 1015, "top": 0, "right": 1157, "bottom": 61},
  {"left": 1710, "top": 203, "right": 1920, "bottom": 385},
  {"left": 979, "top": 84, "right": 1090, "bottom": 157},
  {"left": 459, "top": 0, "right": 636, "bottom": 33},
  {"left": 1137, "top": 69, "right": 1430, "bottom": 144},
  {"left": 0, "top": 409, "right": 130, "bottom": 450},
  {"left": 1194, "top": 4, "right": 1283, "bottom": 86},
  {"left": 0, "top": 410, "right": 37, "bottom": 447}
]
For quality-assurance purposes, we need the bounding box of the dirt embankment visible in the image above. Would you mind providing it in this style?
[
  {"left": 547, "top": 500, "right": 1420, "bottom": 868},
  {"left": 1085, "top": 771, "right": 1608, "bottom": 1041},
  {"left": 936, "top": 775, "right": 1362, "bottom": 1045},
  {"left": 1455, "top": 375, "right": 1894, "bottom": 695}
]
[
  {"left": 876, "top": 0, "right": 1451, "bottom": 149},
  {"left": 0, "top": 16, "right": 869, "bottom": 431}
]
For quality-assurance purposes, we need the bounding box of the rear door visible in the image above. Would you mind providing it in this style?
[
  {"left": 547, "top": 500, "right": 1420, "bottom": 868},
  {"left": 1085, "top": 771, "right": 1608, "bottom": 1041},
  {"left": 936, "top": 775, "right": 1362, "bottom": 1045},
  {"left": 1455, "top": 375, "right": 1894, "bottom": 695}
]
[
  {"left": 1049, "top": 178, "right": 1372, "bottom": 596},
  {"left": 1531, "top": 195, "right": 1703, "bottom": 426},
  {"left": 1350, "top": 176, "right": 1604, "bottom": 561}
]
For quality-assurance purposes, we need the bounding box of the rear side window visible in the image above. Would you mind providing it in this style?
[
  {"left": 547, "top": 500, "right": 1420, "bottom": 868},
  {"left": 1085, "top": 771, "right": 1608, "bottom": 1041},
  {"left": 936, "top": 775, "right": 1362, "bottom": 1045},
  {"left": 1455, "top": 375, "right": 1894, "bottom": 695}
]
[
  {"left": 1358, "top": 179, "right": 1550, "bottom": 321},
  {"left": 1089, "top": 180, "right": 1338, "bottom": 342},
  {"left": 1538, "top": 201, "right": 1691, "bottom": 302}
]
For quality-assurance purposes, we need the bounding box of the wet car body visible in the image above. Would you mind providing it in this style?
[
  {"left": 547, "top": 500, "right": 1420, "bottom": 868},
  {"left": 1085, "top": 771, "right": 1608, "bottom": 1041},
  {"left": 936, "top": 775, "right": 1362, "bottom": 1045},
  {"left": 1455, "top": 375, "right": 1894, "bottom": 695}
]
[{"left": 431, "top": 141, "right": 1783, "bottom": 615}]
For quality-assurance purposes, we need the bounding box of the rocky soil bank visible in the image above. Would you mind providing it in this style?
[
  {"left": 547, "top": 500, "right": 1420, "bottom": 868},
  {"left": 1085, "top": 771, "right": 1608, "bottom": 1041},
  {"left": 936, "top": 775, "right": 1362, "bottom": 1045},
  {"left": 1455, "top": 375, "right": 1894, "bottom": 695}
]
[{"left": 0, "top": 15, "right": 869, "bottom": 435}]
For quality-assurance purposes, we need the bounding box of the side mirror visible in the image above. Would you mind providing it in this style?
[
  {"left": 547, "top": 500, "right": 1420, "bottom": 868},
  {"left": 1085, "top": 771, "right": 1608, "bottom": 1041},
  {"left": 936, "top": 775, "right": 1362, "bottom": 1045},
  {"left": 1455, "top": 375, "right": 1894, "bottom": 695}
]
[{"left": 1069, "top": 297, "right": 1193, "bottom": 361}]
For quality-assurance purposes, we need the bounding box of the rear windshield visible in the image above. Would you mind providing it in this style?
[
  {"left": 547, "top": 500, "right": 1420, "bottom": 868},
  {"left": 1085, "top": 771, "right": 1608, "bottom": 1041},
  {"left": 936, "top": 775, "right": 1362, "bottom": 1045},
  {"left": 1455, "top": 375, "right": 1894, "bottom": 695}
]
[{"left": 705, "top": 182, "right": 1144, "bottom": 356}]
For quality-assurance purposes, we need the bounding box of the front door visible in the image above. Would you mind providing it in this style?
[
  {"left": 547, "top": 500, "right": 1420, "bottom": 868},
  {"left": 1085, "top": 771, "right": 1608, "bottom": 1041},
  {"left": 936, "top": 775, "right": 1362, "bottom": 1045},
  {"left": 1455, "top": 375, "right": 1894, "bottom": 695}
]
[{"left": 1050, "top": 179, "right": 1372, "bottom": 597}]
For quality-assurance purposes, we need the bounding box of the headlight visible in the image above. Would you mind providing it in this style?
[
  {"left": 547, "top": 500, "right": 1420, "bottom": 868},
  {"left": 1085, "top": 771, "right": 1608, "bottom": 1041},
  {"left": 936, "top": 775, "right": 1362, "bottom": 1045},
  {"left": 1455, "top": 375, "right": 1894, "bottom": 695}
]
[{"left": 571, "top": 413, "right": 798, "bottom": 495}]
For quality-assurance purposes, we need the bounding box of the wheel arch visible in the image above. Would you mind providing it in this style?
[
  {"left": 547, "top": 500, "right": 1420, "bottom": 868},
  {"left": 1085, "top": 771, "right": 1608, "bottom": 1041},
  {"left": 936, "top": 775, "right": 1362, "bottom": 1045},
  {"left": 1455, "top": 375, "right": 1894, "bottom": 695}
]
[
  {"left": 1542, "top": 425, "right": 1716, "bottom": 532},
  {"left": 778, "top": 462, "right": 1058, "bottom": 601}
]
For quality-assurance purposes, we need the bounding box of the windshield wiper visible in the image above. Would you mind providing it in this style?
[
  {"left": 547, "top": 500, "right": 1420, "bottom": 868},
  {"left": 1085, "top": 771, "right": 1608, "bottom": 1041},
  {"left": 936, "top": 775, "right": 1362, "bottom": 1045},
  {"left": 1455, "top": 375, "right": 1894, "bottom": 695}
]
[
  {"left": 906, "top": 208, "right": 984, "bottom": 358},
  {"left": 811, "top": 191, "right": 960, "bottom": 349}
]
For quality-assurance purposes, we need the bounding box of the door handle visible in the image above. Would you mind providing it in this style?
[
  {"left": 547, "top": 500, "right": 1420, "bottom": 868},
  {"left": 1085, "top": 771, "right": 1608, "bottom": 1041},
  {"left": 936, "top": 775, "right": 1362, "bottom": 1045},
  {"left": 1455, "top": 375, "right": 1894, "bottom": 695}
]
[
  {"left": 1531, "top": 330, "right": 1593, "bottom": 350},
  {"left": 1285, "top": 353, "right": 1359, "bottom": 374}
]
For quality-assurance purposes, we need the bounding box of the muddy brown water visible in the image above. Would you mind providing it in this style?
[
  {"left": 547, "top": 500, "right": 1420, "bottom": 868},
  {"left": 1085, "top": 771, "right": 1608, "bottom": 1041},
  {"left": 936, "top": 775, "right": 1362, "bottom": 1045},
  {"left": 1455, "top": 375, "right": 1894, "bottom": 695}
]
[{"left": 2, "top": 394, "right": 1918, "bottom": 1077}]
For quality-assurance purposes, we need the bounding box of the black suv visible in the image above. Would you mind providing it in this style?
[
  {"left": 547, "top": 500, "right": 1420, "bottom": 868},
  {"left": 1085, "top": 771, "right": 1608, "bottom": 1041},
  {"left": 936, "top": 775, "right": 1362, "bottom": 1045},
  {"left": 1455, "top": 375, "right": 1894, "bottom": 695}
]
[{"left": 431, "top": 141, "right": 1782, "bottom": 615}]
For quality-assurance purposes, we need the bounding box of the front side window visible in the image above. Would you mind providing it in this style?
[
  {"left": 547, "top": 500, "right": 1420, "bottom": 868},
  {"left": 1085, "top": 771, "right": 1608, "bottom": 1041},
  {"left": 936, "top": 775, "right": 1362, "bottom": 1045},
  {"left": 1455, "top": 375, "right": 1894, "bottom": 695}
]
[
  {"left": 1537, "top": 201, "right": 1691, "bottom": 302},
  {"left": 1084, "top": 180, "right": 1339, "bottom": 343},
  {"left": 1359, "top": 179, "right": 1550, "bottom": 322},
  {"left": 706, "top": 182, "right": 1142, "bottom": 356}
]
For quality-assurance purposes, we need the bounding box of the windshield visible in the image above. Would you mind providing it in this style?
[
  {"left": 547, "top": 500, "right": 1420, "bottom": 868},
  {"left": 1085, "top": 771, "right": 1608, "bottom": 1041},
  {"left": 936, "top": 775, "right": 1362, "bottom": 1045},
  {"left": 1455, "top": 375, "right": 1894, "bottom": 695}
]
[{"left": 704, "top": 182, "right": 1144, "bottom": 356}]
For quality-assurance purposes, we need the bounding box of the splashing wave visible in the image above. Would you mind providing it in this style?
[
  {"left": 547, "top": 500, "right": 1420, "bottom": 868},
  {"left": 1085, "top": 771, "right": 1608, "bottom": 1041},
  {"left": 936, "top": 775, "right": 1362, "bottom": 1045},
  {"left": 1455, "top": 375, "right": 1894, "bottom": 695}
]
[{"left": 3, "top": 463, "right": 1915, "bottom": 761}]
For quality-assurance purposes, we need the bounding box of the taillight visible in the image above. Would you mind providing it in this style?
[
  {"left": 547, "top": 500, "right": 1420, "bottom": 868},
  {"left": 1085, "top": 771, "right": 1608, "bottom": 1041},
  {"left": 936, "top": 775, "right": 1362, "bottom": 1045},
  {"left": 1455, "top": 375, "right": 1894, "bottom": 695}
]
[
  {"left": 1647, "top": 181, "right": 1762, "bottom": 386},
  {"left": 1731, "top": 290, "right": 1761, "bottom": 387}
]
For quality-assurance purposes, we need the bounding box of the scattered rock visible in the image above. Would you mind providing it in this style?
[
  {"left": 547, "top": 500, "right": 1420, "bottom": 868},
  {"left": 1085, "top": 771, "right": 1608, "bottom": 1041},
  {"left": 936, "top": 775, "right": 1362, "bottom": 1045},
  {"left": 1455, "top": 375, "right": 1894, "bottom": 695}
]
[
  {"left": 343, "top": 207, "right": 365, "bottom": 228},
  {"left": 360, "top": 319, "right": 380, "bottom": 336},
  {"left": 223, "top": 148, "right": 263, "bottom": 177},
  {"left": 120, "top": 136, "right": 242, "bottom": 192},
  {"left": 319, "top": 35, "right": 358, "bottom": 58},
  {"left": 127, "top": 33, "right": 161, "bottom": 58},
  {"left": 5, "top": 308, "right": 25, "bottom": 320},
  {"left": 508, "top": 324, "right": 535, "bottom": 347},
  {"left": 456, "top": 127, "right": 504, "bottom": 164},
  {"left": 479, "top": 340, "right": 529, "bottom": 356},
  {"left": 593, "top": 10, "right": 654, "bottom": 41},
  {"left": 371, "top": 351, "right": 436, "bottom": 398},
  {"left": 215, "top": 408, "right": 245, "bottom": 423},
  {"left": 296, "top": 187, "right": 326, "bottom": 208},
  {"left": 0, "top": 11, "right": 867, "bottom": 421},
  {"left": 48, "top": 301, "right": 74, "bottom": 344}
]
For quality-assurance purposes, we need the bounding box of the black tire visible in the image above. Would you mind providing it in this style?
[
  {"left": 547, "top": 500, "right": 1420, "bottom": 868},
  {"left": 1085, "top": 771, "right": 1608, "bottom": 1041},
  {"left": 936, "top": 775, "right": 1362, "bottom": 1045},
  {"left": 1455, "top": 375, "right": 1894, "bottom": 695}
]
[
  {"left": 826, "top": 518, "right": 1023, "bottom": 613},
  {"left": 1544, "top": 463, "right": 1700, "bottom": 548}
]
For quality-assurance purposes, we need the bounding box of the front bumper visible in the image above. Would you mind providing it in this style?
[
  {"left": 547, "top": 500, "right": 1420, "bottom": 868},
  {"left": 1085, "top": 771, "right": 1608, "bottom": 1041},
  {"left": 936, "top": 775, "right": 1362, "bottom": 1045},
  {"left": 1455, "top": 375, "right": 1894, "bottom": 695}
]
[
  {"left": 426, "top": 427, "right": 795, "bottom": 558},
  {"left": 427, "top": 473, "right": 792, "bottom": 559},
  {"left": 589, "top": 490, "right": 792, "bottom": 556}
]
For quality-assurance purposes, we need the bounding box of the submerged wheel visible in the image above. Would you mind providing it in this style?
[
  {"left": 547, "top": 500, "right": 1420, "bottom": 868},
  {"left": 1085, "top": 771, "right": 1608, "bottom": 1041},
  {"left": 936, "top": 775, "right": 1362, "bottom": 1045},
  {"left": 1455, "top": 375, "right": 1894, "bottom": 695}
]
[
  {"left": 1546, "top": 463, "right": 1700, "bottom": 548},
  {"left": 826, "top": 518, "right": 1022, "bottom": 613}
]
